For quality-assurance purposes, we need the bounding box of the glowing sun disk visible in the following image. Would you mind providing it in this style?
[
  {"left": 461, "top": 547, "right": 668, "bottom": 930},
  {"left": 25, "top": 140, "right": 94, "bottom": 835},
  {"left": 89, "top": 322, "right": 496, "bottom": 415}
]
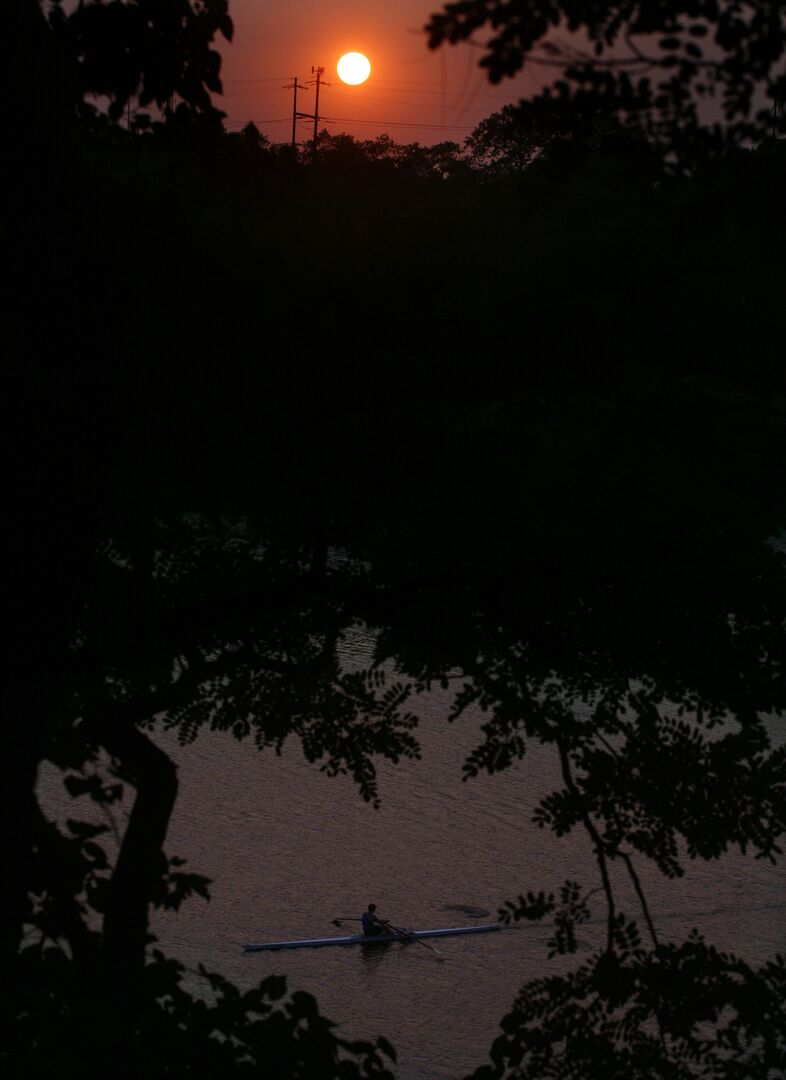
[{"left": 337, "top": 52, "right": 371, "bottom": 85}]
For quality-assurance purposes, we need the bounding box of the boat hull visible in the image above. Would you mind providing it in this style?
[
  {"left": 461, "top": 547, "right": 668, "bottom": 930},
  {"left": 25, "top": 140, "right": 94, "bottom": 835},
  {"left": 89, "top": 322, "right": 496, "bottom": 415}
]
[{"left": 244, "top": 923, "right": 500, "bottom": 952}]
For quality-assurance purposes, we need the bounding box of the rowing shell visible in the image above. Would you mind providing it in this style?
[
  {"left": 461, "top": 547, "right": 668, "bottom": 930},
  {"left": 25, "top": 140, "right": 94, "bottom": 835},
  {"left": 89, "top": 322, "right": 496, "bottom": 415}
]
[{"left": 244, "top": 924, "right": 501, "bottom": 953}]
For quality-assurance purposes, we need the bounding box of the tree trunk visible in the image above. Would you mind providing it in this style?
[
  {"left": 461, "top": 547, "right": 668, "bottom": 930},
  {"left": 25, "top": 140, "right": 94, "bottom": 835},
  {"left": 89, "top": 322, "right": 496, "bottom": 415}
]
[{"left": 99, "top": 719, "right": 178, "bottom": 987}]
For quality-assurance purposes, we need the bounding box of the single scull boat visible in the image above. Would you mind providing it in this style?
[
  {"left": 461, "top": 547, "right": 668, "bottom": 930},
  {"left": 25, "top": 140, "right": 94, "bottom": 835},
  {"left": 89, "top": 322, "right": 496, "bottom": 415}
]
[{"left": 244, "top": 924, "right": 500, "bottom": 952}]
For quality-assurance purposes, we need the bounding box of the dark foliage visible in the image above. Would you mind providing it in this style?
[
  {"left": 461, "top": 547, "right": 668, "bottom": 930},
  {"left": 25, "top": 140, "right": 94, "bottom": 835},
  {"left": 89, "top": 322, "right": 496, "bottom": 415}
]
[
  {"left": 47, "top": 0, "right": 233, "bottom": 121},
  {"left": 6, "top": 4, "right": 786, "bottom": 1077},
  {"left": 426, "top": 1, "right": 786, "bottom": 165},
  {"left": 469, "top": 927, "right": 786, "bottom": 1078}
]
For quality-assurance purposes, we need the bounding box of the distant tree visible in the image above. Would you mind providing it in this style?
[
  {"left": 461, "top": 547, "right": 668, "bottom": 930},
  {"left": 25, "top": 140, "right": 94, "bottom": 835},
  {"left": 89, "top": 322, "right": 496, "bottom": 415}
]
[
  {"left": 315, "top": 130, "right": 373, "bottom": 166},
  {"left": 426, "top": 1, "right": 786, "bottom": 164},
  {"left": 239, "top": 120, "right": 269, "bottom": 150},
  {"left": 361, "top": 132, "right": 400, "bottom": 163},
  {"left": 314, "top": 130, "right": 469, "bottom": 181},
  {"left": 464, "top": 104, "right": 544, "bottom": 172},
  {"left": 425, "top": 139, "right": 471, "bottom": 178}
]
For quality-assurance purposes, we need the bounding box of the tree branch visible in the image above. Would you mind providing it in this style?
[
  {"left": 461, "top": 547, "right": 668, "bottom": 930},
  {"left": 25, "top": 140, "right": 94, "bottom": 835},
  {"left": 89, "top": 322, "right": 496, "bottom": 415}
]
[
  {"left": 618, "top": 848, "right": 660, "bottom": 951},
  {"left": 555, "top": 734, "right": 616, "bottom": 953}
]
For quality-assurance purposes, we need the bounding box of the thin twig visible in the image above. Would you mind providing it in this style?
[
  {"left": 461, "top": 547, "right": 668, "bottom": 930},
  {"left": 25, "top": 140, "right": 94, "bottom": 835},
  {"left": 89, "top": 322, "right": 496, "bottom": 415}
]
[
  {"left": 616, "top": 848, "right": 669, "bottom": 1057},
  {"left": 618, "top": 850, "right": 660, "bottom": 951},
  {"left": 595, "top": 732, "right": 619, "bottom": 759}
]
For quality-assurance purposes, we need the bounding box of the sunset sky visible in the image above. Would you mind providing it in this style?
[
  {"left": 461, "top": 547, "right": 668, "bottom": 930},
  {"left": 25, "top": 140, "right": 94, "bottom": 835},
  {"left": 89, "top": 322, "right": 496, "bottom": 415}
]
[{"left": 217, "top": 0, "right": 545, "bottom": 145}]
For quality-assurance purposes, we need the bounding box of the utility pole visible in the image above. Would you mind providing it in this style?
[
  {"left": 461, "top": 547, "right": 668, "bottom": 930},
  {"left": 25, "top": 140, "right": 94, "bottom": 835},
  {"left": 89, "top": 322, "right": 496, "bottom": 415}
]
[
  {"left": 311, "top": 66, "right": 324, "bottom": 155},
  {"left": 291, "top": 65, "right": 328, "bottom": 157},
  {"left": 284, "top": 76, "right": 307, "bottom": 147},
  {"left": 290, "top": 66, "right": 330, "bottom": 159}
]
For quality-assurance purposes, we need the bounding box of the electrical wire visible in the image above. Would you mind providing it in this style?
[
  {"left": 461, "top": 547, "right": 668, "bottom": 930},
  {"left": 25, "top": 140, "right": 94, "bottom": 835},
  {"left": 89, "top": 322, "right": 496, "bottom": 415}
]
[
  {"left": 222, "top": 115, "right": 477, "bottom": 132},
  {"left": 321, "top": 88, "right": 504, "bottom": 111},
  {"left": 329, "top": 90, "right": 431, "bottom": 108},
  {"left": 373, "top": 76, "right": 540, "bottom": 87},
  {"left": 216, "top": 68, "right": 542, "bottom": 137},
  {"left": 221, "top": 74, "right": 542, "bottom": 94},
  {"left": 320, "top": 115, "right": 477, "bottom": 131},
  {"left": 223, "top": 118, "right": 291, "bottom": 127},
  {"left": 223, "top": 76, "right": 292, "bottom": 85},
  {"left": 222, "top": 87, "right": 292, "bottom": 96}
]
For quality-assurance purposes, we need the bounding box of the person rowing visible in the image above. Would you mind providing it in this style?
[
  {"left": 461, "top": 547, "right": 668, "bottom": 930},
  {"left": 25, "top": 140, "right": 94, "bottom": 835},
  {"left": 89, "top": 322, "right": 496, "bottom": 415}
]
[
  {"left": 361, "top": 903, "right": 391, "bottom": 937},
  {"left": 359, "top": 906, "right": 445, "bottom": 955}
]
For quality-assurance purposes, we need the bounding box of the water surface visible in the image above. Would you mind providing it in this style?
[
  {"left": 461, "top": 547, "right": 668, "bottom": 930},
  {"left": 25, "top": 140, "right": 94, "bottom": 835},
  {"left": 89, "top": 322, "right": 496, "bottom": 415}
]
[{"left": 38, "top": 673, "right": 786, "bottom": 1079}]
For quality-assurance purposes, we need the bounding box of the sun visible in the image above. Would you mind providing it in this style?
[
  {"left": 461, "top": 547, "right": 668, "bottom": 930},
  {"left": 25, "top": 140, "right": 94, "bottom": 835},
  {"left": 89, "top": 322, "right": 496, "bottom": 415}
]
[{"left": 337, "top": 52, "right": 371, "bottom": 86}]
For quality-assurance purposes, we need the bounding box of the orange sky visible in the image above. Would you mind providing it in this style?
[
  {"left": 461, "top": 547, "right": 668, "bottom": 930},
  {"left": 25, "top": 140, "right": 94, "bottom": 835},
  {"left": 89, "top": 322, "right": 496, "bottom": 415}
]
[{"left": 217, "top": 0, "right": 545, "bottom": 145}]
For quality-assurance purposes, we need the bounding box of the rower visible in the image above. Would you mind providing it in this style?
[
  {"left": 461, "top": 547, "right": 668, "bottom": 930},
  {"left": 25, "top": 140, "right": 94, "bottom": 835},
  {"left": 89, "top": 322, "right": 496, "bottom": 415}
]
[{"left": 361, "top": 903, "right": 388, "bottom": 937}]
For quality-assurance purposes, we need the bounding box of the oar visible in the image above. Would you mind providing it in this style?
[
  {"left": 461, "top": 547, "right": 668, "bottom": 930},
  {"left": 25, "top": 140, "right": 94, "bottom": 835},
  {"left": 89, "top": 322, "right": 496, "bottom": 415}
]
[
  {"left": 333, "top": 918, "right": 442, "bottom": 956},
  {"left": 381, "top": 919, "right": 442, "bottom": 956}
]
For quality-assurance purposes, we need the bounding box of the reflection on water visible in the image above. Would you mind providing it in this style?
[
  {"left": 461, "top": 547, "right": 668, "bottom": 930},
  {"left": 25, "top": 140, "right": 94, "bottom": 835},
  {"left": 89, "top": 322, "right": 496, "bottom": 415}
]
[
  {"left": 361, "top": 941, "right": 398, "bottom": 964},
  {"left": 36, "top": 670, "right": 786, "bottom": 1080}
]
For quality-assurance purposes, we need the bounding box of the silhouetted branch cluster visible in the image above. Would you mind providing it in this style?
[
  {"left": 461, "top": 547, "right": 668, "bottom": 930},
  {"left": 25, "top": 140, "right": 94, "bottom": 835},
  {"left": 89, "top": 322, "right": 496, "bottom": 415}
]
[
  {"left": 438, "top": 584, "right": 786, "bottom": 1074},
  {"left": 426, "top": 1, "right": 786, "bottom": 165},
  {"left": 47, "top": 0, "right": 233, "bottom": 122},
  {"left": 469, "top": 929, "right": 786, "bottom": 1079}
]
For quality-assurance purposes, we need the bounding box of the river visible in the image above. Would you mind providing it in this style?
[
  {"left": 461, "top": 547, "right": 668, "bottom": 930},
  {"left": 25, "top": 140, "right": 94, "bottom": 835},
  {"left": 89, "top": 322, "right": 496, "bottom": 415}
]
[{"left": 37, "top": 632, "right": 786, "bottom": 1079}]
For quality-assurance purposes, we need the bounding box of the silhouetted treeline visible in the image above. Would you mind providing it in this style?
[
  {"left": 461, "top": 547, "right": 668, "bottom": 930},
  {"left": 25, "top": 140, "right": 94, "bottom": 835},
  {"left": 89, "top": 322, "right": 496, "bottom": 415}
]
[{"left": 12, "top": 107, "right": 786, "bottom": 435}]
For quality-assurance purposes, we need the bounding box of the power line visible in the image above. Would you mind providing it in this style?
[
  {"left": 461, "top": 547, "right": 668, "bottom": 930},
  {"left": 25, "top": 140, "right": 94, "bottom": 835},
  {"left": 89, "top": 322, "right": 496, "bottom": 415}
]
[
  {"left": 223, "top": 118, "right": 291, "bottom": 127},
  {"left": 217, "top": 68, "right": 541, "bottom": 139},
  {"left": 320, "top": 115, "right": 477, "bottom": 131},
  {"left": 372, "top": 76, "right": 541, "bottom": 88},
  {"left": 223, "top": 115, "right": 478, "bottom": 133},
  {"left": 223, "top": 76, "right": 291, "bottom": 85},
  {"left": 323, "top": 87, "right": 521, "bottom": 110},
  {"left": 221, "top": 73, "right": 542, "bottom": 93},
  {"left": 357, "top": 83, "right": 540, "bottom": 98},
  {"left": 222, "top": 86, "right": 292, "bottom": 97}
]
